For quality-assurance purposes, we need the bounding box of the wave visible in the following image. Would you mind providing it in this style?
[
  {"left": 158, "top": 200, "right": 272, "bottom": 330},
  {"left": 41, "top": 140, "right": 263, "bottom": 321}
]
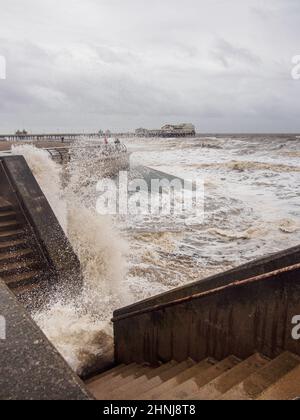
[
  {"left": 189, "top": 160, "right": 300, "bottom": 173},
  {"left": 12, "top": 144, "right": 128, "bottom": 374},
  {"left": 209, "top": 226, "right": 268, "bottom": 240},
  {"left": 279, "top": 219, "right": 300, "bottom": 234}
]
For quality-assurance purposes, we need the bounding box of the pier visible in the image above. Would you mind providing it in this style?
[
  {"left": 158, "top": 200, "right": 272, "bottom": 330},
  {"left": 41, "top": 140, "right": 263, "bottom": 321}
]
[{"left": 0, "top": 133, "right": 101, "bottom": 142}]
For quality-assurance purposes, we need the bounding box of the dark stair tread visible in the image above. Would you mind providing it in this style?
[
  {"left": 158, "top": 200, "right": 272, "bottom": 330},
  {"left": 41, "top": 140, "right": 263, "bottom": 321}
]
[
  {"left": 0, "top": 198, "right": 13, "bottom": 210},
  {"left": 0, "top": 210, "right": 17, "bottom": 218},
  {"left": 0, "top": 229, "right": 25, "bottom": 239},
  {"left": 0, "top": 248, "right": 34, "bottom": 261},
  {"left": 14, "top": 281, "right": 42, "bottom": 295},
  {"left": 0, "top": 239, "right": 27, "bottom": 250},
  {"left": 0, "top": 258, "right": 41, "bottom": 273},
  {"left": 3, "top": 270, "right": 43, "bottom": 287},
  {"left": 0, "top": 220, "right": 21, "bottom": 229}
]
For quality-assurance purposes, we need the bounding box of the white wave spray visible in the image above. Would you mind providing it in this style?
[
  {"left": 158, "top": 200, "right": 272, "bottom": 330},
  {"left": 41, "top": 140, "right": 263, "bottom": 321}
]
[{"left": 12, "top": 144, "right": 129, "bottom": 375}]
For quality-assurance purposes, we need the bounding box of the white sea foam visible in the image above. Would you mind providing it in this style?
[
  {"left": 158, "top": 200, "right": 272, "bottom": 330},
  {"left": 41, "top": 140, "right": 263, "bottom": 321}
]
[
  {"left": 12, "top": 145, "right": 68, "bottom": 231},
  {"left": 12, "top": 144, "right": 128, "bottom": 374},
  {"left": 11, "top": 134, "right": 300, "bottom": 373}
]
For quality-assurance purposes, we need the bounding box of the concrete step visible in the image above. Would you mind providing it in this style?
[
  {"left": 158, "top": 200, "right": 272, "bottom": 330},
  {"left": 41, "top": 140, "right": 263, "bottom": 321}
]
[
  {"left": 258, "top": 364, "right": 300, "bottom": 400},
  {"left": 0, "top": 229, "right": 25, "bottom": 242},
  {"left": 141, "top": 358, "right": 216, "bottom": 400},
  {"left": 87, "top": 363, "right": 145, "bottom": 398},
  {"left": 97, "top": 365, "right": 157, "bottom": 400},
  {"left": 0, "top": 198, "right": 13, "bottom": 212},
  {"left": 88, "top": 363, "right": 158, "bottom": 400},
  {"left": 87, "top": 364, "right": 145, "bottom": 400},
  {"left": 0, "top": 220, "right": 22, "bottom": 232},
  {"left": 3, "top": 270, "right": 43, "bottom": 289},
  {"left": 0, "top": 210, "right": 17, "bottom": 222},
  {"left": 222, "top": 352, "right": 300, "bottom": 400},
  {"left": 0, "top": 248, "right": 34, "bottom": 263},
  {"left": 85, "top": 364, "right": 126, "bottom": 384},
  {"left": 14, "top": 281, "right": 41, "bottom": 296},
  {"left": 0, "top": 239, "right": 28, "bottom": 252},
  {"left": 163, "top": 356, "right": 241, "bottom": 400},
  {"left": 132, "top": 359, "right": 196, "bottom": 400},
  {"left": 0, "top": 259, "right": 42, "bottom": 281},
  {"left": 108, "top": 361, "right": 178, "bottom": 400},
  {"left": 191, "top": 353, "right": 270, "bottom": 400},
  {"left": 101, "top": 364, "right": 155, "bottom": 396}
]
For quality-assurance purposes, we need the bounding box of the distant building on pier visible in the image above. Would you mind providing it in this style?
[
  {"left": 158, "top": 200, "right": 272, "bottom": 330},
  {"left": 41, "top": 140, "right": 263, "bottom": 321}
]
[
  {"left": 15, "top": 129, "right": 29, "bottom": 138},
  {"left": 135, "top": 123, "right": 196, "bottom": 138}
]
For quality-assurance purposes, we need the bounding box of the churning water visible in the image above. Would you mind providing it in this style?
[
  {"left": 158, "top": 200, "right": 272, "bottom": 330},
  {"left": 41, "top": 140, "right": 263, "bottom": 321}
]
[{"left": 12, "top": 134, "right": 300, "bottom": 374}]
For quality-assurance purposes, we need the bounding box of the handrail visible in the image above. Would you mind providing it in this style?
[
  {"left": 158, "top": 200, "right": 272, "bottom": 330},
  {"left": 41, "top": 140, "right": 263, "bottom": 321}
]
[
  {"left": 112, "top": 262, "right": 300, "bottom": 323},
  {"left": 45, "top": 144, "right": 128, "bottom": 158}
]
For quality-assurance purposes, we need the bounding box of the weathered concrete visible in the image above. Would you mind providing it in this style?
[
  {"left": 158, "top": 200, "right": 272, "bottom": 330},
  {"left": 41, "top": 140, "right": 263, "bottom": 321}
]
[
  {"left": 113, "top": 255, "right": 300, "bottom": 365},
  {"left": 114, "top": 244, "right": 300, "bottom": 317},
  {"left": 0, "top": 155, "right": 83, "bottom": 296},
  {"left": 0, "top": 280, "right": 92, "bottom": 400}
]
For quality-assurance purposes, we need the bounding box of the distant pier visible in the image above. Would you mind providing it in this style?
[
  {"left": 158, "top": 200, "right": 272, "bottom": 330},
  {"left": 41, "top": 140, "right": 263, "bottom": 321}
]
[{"left": 0, "top": 133, "right": 101, "bottom": 142}]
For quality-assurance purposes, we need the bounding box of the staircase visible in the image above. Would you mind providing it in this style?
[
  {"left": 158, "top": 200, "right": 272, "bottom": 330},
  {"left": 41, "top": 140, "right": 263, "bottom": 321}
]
[
  {"left": 0, "top": 196, "right": 47, "bottom": 297},
  {"left": 86, "top": 351, "right": 300, "bottom": 400}
]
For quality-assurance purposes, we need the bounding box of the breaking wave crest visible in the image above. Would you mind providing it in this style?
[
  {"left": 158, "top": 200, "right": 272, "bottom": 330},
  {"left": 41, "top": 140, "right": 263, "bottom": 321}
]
[{"left": 12, "top": 144, "right": 128, "bottom": 374}]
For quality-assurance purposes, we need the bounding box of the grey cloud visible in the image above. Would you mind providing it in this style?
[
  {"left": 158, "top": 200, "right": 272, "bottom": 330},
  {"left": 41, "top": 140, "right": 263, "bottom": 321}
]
[
  {"left": 212, "top": 39, "right": 262, "bottom": 69},
  {"left": 0, "top": 0, "right": 300, "bottom": 132}
]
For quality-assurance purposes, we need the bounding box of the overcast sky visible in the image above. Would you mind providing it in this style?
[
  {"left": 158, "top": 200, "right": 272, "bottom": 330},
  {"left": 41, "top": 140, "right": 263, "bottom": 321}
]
[{"left": 0, "top": 0, "right": 300, "bottom": 133}]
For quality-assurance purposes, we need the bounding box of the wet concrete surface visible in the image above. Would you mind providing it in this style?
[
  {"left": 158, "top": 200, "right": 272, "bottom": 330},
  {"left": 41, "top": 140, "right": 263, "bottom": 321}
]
[{"left": 0, "top": 280, "right": 92, "bottom": 400}]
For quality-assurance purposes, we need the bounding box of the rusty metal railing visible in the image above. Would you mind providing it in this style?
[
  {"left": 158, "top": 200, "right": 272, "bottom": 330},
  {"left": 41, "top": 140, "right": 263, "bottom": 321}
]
[{"left": 112, "top": 262, "right": 300, "bottom": 323}]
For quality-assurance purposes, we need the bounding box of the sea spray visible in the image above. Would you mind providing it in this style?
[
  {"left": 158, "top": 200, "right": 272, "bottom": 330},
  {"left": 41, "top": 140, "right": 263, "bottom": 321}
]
[
  {"left": 12, "top": 145, "right": 68, "bottom": 231},
  {"left": 11, "top": 135, "right": 300, "bottom": 373},
  {"left": 66, "top": 136, "right": 118, "bottom": 208},
  {"left": 12, "top": 144, "right": 129, "bottom": 374},
  {"left": 65, "top": 137, "right": 129, "bottom": 300},
  {"left": 33, "top": 302, "right": 113, "bottom": 375}
]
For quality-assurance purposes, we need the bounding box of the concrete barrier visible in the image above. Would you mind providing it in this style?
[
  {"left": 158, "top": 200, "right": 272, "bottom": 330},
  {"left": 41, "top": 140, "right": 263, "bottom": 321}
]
[
  {"left": 0, "top": 155, "right": 83, "bottom": 299},
  {"left": 113, "top": 246, "right": 300, "bottom": 365},
  {"left": 0, "top": 280, "right": 92, "bottom": 400},
  {"left": 114, "top": 244, "right": 300, "bottom": 317}
]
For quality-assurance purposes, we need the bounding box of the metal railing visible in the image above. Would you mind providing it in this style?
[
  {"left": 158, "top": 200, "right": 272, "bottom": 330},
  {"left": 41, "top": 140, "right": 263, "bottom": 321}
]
[
  {"left": 45, "top": 143, "right": 128, "bottom": 161},
  {"left": 112, "top": 263, "right": 300, "bottom": 323}
]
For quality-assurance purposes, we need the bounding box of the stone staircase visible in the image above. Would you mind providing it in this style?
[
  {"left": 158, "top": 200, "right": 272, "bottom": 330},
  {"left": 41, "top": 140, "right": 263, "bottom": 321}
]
[
  {"left": 0, "top": 197, "right": 47, "bottom": 297},
  {"left": 86, "top": 351, "right": 300, "bottom": 400}
]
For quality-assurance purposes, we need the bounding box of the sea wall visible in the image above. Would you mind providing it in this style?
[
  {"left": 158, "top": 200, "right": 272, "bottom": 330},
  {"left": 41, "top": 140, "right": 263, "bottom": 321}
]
[
  {"left": 0, "top": 155, "right": 83, "bottom": 293},
  {"left": 113, "top": 245, "right": 300, "bottom": 364},
  {"left": 0, "top": 280, "right": 92, "bottom": 400}
]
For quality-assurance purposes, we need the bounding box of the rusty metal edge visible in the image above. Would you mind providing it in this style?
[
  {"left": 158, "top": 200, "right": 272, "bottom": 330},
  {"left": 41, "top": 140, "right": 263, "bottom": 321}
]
[{"left": 112, "top": 262, "right": 300, "bottom": 323}]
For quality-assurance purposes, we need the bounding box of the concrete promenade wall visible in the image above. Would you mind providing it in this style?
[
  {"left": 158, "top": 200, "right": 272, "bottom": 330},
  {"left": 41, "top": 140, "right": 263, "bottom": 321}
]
[
  {"left": 113, "top": 246, "right": 300, "bottom": 364},
  {"left": 0, "top": 280, "right": 92, "bottom": 400}
]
